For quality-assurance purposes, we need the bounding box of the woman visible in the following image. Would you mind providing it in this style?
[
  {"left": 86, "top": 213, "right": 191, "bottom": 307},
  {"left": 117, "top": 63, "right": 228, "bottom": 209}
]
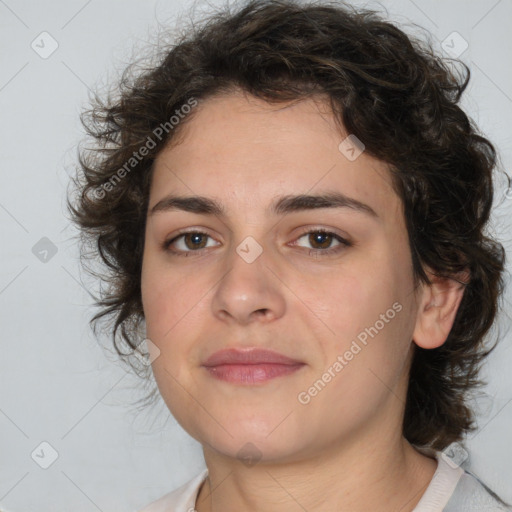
[{"left": 67, "top": 0, "right": 511, "bottom": 510}]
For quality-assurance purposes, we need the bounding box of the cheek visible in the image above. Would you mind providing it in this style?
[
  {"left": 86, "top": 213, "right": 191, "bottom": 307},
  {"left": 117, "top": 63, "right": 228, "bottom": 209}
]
[
  {"left": 313, "top": 252, "right": 413, "bottom": 377},
  {"left": 141, "top": 256, "right": 211, "bottom": 366},
  {"left": 310, "top": 260, "right": 403, "bottom": 340},
  {"left": 141, "top": 262, "right": 168, "bottom": 332},
  {"left": 297, "top": 271, "right": 412, "bottom": 428},
  {"left": 141, "top": 264, "right": 202, "bottom": 410},
  {"left": 142, "top": 247, "right": 190, "bottom": 324},
  {"left": 141, "top": 251, "right": 184, "bottom": 350},
  {"left": 143, "top": 274, "right": 196, "bottom": 338}
]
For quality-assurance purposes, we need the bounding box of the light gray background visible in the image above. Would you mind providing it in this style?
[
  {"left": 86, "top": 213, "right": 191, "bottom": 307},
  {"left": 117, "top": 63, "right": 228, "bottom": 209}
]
[{"left": 1, "top": 0, "right": 511, "bottom": 510}]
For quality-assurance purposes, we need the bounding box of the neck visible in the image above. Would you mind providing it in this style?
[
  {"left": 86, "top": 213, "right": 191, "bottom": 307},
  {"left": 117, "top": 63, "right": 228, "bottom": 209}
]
[{"left": 195, "top": 436, "right": 437, "bottom": 512}]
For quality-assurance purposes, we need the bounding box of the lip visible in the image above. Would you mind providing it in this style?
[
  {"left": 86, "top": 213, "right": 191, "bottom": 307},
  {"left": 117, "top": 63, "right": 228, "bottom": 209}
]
[
  {"left": 202, "top": 348, "right": 305, "bottom": 384},
  {"left": 203, "top": 348, "right": 302, "bottom": 366}
]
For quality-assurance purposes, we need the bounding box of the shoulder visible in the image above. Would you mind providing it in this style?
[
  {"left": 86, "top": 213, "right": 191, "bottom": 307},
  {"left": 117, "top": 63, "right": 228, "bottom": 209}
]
[
  {"left": 413, "top": 447, "right": 511, "bottom": 512},
  {"left": 137, "top": 469, "right": 209, "bottom": 512},
  {"left": 444, "top": 470, "right": 512, "bottom": 512}
]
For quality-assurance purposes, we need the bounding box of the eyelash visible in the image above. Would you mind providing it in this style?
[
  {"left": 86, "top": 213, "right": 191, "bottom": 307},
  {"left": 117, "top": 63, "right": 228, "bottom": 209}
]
[{"left": 162, "top": 228, "right": 352, "bottom": 258}]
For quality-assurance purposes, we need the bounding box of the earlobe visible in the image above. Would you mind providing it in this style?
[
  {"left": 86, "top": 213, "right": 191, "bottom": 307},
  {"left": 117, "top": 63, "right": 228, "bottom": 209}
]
[{"left": 412, "top": 269, "right": 469, "bottom": 350}]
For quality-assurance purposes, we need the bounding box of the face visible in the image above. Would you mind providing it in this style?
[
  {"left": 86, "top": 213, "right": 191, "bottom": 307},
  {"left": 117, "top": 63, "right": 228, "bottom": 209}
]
[{"left": 141, "top": 90, "right": 421, "bottom": 464}]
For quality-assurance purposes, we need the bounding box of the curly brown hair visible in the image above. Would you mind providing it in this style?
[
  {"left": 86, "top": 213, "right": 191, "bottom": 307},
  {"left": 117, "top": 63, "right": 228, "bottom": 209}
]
[{"left": 67, "top": 0, "right": 508, "bottom": 451}]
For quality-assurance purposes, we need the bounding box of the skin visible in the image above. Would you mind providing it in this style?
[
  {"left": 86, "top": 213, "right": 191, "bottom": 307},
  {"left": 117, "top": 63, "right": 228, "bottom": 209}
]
[{"left": 140, "top": 89, "right": 466, "bottom": 512}]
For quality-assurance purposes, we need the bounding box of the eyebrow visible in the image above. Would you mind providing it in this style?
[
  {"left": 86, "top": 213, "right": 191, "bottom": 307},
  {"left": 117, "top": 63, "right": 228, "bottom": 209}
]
[{"left": 148, "top": 191, "right": 378, "bottom": 218}]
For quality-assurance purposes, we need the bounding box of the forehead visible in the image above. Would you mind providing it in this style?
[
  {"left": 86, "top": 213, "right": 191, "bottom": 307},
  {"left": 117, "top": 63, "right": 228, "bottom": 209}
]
[{"left": 150, "top": 91, "right": 400, "bottom": 222}]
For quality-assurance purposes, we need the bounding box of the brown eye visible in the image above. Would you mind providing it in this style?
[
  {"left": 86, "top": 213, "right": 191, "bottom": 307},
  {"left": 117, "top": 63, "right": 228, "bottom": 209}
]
[
  {"left": 162, "top": 228, "right": 351, "bottom": 258},
  {"left": 305, "top": 232, "right": 335, "bottom": 249},
  {"left": 294, "top": 229, "right": 352, "bottom": 257},
  {"left": 163, "top": 231, "right": 218, "bottom": 256},
  {"left": 181, "top": 232, "right": 209, "bottom": 250}
]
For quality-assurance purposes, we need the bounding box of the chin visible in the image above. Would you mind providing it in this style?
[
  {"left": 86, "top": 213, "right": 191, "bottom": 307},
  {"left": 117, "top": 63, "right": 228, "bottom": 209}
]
[{"left": 197, "top": 418, "right": 306, "bottom": 463}]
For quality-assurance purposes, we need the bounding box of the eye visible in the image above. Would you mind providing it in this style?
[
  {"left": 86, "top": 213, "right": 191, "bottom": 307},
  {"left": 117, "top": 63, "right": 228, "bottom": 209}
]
[
  {"left": 293, "top": 228, "right": 352, "bottom": 257},
  {"left": 162, "top": 228, "right": 352, "bottom": 257},
  {"left": 162, "top": 230, "right": 219, "bottom": 256}
]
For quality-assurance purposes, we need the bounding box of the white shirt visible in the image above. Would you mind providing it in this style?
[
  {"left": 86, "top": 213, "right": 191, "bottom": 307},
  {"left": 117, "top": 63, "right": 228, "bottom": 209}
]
[{"left": 138, "top": 451, "right": 510, "bottom": 511}]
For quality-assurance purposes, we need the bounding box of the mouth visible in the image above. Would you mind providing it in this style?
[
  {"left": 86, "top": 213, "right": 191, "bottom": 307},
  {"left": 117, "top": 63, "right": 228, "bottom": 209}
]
[{"left": 202, "top": 348, "right": 305, "bottom": 385}]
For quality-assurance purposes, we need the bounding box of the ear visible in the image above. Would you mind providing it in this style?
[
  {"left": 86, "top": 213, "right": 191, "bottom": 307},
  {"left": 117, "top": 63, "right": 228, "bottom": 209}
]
[{"left": 412, "top": 269, "right": 470, "bottom": 350}]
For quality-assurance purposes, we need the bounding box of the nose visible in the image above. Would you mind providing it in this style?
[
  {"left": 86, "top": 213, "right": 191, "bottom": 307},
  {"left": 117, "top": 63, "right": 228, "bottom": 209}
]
[{"left": 211, "top": 241, "right": 286, "bottom": 326}]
